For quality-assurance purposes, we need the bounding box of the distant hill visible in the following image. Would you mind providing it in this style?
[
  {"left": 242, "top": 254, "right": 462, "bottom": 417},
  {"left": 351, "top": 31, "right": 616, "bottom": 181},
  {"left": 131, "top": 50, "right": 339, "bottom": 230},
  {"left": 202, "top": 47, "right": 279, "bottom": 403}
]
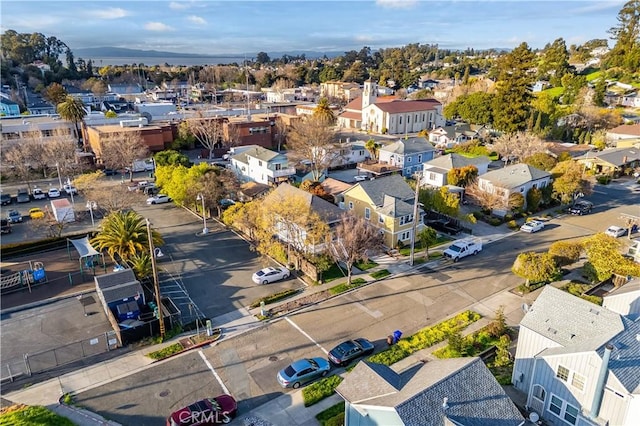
[{"left": 73, "top": 46, "right": 342, "bottom": 59}]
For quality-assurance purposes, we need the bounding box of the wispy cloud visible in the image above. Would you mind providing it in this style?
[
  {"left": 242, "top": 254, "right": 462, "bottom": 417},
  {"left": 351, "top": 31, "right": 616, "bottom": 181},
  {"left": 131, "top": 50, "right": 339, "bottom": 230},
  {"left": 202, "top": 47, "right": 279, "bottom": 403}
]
[
  {"left": 169, "top": 1, "right": 190, "bottom": 10},
  {"left": 375, "top": 0, "right": 417, "bottom": 9},
  {"left": 86, "top": 7, "right": 129, "bottom": 20},
  {"left": 144, "top": 22, "right": 175, "bottom": 32},
  {"left": 571, "top": 0, "right": 626, "bottom": 14},
  {"left": 187, "top": 15, "right": 206, "bottom": 25}
]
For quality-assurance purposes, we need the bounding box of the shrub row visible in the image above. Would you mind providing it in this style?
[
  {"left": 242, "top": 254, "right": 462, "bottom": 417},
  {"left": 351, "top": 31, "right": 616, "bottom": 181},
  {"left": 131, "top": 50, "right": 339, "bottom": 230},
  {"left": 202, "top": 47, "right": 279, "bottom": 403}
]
[
  {"left": 315, "top": 402, "right": 346, "bottom": 426},
  {"left": 302, "top": 374, "right": 343, "bottom": 407},
  {"left": 147, "top": 342, "right": 184, "bottom": 360},
  {"left": 328, "top": 278, "right": 367, "bottom": 296},
  {"left": 249, "top": 288, "right": 299, "bottom": 309}
]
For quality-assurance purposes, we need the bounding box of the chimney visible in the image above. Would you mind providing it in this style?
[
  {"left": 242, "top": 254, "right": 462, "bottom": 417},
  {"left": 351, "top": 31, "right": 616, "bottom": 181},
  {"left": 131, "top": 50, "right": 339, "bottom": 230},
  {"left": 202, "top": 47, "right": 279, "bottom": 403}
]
[
  {"left": 442, "top": 397, "right": 449, "bottom": 410},
  {"left": 590, "top": 343, "right": 614, "bottom": 419}
]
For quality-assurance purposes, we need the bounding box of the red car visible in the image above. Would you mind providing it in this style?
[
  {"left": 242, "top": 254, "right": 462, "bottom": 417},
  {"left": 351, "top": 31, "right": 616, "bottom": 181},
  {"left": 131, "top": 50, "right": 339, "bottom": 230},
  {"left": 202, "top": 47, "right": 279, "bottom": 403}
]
[{"left": 167, "top": 394, "right": 237, "bottom": 425}]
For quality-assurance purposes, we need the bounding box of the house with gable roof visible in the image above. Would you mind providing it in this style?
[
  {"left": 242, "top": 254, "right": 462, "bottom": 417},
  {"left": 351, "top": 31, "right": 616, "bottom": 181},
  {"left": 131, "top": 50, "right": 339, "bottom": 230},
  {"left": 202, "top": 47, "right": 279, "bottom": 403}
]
[
  {"left": 230, "top": 145, "right": 295, "bottom": 186},
  {"left": 575, "top": 147, "right": 640, "bottom": 176},
  {"left": 422, "top": 153, "right": 491, "bottom": 188},
  {"left": 378, "top": 137, "right": 436, "bottom": 177},
  {"left": 342, "top": 174, "right": 423, "bottom": 248},
  {"left": 336, "top": 358, "right": 525, "bottom": 426},
  {"left": 512, "top": 285, "right": 640, "bottom": 426},
  {"left": 606, "top": 124, "right": 640, "bottom": 148},
  {"left": 477, "top": 163, "right": 551, "bottom": 214},
  {"left": 0, "top": 97, "right": 20, "bottom": 116},
  {"left": 428, "top": 123, "right": 488, "bottom": 149}
]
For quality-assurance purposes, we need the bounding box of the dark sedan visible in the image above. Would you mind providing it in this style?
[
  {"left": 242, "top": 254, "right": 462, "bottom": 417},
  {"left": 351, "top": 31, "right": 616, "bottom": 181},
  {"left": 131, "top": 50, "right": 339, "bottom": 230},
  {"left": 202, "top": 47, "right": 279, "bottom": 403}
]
[
  {"left": 328, "top": 338, "right": 375, "bottom": 366},
  {"left": 166, "top": 394, "right": 237, "bottom": 426}
]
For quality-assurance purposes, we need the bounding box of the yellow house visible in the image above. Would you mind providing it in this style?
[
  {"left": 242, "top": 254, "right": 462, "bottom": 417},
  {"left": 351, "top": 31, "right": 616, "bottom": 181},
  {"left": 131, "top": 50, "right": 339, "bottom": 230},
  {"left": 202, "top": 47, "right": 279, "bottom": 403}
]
[{"left": 342, "top": 174, "right": 423, "bottom": 248}]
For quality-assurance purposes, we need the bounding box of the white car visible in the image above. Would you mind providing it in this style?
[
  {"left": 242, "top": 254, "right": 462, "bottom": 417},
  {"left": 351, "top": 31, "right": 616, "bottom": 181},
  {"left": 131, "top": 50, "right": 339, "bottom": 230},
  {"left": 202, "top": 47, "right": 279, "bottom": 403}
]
[
  {"left": 605, "top": 225, "right": 627, "bottom": 238},
  {"left": 354, "top": 175, "right": 368, "bottom": 182},
  {"left": 520, "top": 220, "right": 545, "bottom": 233},
  {"left": 146, "top": 194, "right": 172, "bottom": 205},
  {"left": 252, "top": 266, "right": 290, "bottom": 284},
  {"left": 32, "top": 188, "right": 46, "bottom": 200},
  {"left": 63, "top": 184, "right": 78, "bottom": 195},
  {"left": 48, "top": 188, "right": 61, "bottom": 198}
]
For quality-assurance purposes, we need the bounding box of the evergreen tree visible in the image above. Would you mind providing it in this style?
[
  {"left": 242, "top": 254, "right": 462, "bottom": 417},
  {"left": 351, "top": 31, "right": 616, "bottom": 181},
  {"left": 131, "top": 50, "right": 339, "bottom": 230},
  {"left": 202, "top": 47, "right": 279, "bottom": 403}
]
[
  {"left": 604, "top": 0, "right": 640, "bottom": 72},
  {"left": 492, "top": 43, "right": 536, "bottom": 133}
]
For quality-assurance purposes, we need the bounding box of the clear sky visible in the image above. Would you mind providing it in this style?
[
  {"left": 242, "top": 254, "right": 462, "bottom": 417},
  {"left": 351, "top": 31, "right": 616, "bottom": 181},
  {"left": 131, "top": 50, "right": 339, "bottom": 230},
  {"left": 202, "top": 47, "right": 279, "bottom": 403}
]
[{"left": 0, "top": 0, "right": 626, "bottom": 55}]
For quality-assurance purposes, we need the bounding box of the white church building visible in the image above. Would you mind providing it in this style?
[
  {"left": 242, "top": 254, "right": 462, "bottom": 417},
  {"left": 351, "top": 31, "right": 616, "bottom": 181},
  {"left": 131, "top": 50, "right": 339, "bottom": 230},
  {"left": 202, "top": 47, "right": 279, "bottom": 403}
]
[{"left": 337, "top": 80, "right": 445, "bottom": 135}]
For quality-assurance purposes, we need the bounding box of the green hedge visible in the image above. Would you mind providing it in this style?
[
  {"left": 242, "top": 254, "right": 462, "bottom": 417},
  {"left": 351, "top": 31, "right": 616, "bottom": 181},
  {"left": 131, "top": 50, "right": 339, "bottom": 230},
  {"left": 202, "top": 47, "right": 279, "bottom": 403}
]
[
  {"left": 249, "top": 288, "right": 300, "bottom": 309},
  {"left": 329, "top": 278, "right": 367, "bottom": 295},
  {"left": 368, "top": 310, "right": 481, "bottom": 366},
  {"left": 302, "top": 374, "right": 343, "bottom": 407},
  {"left": 316, "top": 402, "right": 346, "bottom": 426},
  {"left": 147, "top": 342, "right": 184, "bottom": 360}
]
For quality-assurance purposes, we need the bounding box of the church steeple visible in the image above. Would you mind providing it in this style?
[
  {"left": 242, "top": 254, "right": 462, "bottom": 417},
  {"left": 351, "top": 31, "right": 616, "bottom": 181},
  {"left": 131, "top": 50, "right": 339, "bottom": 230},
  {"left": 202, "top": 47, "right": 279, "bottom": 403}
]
[{"left": 362, "top": 79, "right": 377, "bottom": 110}]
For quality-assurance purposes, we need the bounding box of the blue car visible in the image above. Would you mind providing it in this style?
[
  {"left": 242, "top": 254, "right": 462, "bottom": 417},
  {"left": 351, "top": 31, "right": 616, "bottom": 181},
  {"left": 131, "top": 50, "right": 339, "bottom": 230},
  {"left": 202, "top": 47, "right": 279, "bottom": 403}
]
[
  {"left": 328, "top": 338, "right": 375, "bottom": 366},
  {"left": 276, "top": 357, "right": 330, "bottom": 388}
]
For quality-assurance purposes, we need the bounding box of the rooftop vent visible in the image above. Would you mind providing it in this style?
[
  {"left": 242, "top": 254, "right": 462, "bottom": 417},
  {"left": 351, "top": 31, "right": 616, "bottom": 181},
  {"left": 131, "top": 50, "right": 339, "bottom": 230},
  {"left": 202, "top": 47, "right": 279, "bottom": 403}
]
[{"left": 442, "top": 397, "right": 449, "bottom": 410}]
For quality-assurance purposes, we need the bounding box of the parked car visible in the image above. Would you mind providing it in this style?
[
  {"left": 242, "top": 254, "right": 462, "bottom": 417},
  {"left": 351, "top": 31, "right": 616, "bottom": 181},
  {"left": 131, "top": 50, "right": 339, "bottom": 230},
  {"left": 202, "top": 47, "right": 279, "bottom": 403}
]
[
  {"left": 63, "top": 184, "right": 78, "bottom": 195},
  {"left": 166, "top": 394, "right": 237, "bottom": 426},
  {"left": 16, "top": 189, "right": 30, "bottom": 203},
  {"left": 146, "top": 194, "right": 172, "bottom": 205},
  {"left": 354, "top": 175, "right": 368, "bottom": 182},
  {"left": 102, "top": 168, "right": 118, "bottom": 176},
  {"left": 252, "top": 266, "right": 290, "bottom": 284},
  {"left": 276, "top": 357, "right": 330, "bottom": 388},
  {"left": 520, "top": 220, "right": 545, "bottom": 233},
  {"left": 0, "top": 192, "right": 12, "bottom": 205},
  {"left": 567, "top": 200, "right": 593, "bottom": 215},
  {"left": 1, "top": 219, "right": 11, "bottom": 234},
  {"left": 29, "top": 208, "right": 45, "bottom": 219},
  {"left": 32, "top": 188, "right": 46, "bottom": 200},
  {"left": 605, "top": 225, "right": 627, "bottom": 238},
  {"left": 7, "top": 209, "right": 23, "bottom": 223},
  {"left": 219, "top": 198, "right": 235, "bottom": 208},
  {"left": 328, "top": 338, "right": 375, "bottom": 367},
  {"left": 48, "top": 188, "right": 61, "bottom": 198}
]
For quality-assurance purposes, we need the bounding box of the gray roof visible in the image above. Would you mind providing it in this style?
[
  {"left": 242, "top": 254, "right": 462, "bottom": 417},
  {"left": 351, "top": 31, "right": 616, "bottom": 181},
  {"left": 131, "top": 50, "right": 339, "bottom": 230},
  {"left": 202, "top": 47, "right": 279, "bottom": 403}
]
[
  {"left": 100, "top": 282, "right": 145, "bottom": 304},
  {"left": 425, "top": 153, "right": 490, "bottom": 171},
  {"left": 480, "top": 163, "right": 550, "bottom": 189},
  {"left": 597, "top": 317, "right": 640, "bottom": 393},
  {"left": 521, "top": 286, "right": 625, "bottom": 350},
  {"left": 94, "top": 269, "right": 144, "bottom": 304},
  {"left": 232, "top": 146, "right": 281, "bottom": 164},
  {"left": 266, "top": 183, "right": 342, "bottom": 223},
  {"left": 381, "top": 137, "right": 436, "bottom": 155},
  {"left": 580, "top": 147, "right": 640, "bottom": 167},
  {"left": 337, "top": 359, "right": 524, "bottom": 426},
  {"left": 353, "top": 174, "right": 415, "bottom": 206},
  {"left": 0, "top": 98, "right": 18, "bottom": 105},
  {"left": 95, "top": 269, "right": 137, "bottom": 290},
  {"left": 378, "top": 194, "right": 414, "bottom": 218}
]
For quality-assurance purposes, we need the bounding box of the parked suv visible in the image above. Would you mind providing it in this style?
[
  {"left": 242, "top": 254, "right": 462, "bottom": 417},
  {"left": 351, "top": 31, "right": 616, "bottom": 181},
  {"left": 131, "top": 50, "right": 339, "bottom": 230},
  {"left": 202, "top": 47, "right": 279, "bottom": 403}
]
[{"left": 567, "top": 200, "right": 593, "bottom": 215}]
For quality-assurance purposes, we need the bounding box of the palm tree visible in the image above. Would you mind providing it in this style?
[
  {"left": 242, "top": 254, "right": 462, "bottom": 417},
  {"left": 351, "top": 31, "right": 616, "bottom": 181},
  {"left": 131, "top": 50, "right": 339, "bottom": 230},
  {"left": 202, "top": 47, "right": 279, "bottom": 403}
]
[
  {"left": 91, "top": 210, "right": 164, "bottom": 264},
  {"left": 57, "top": 95, "right": 87, "bottom": 146},
  {"left": 313, "top": 97, "right": 335, "bottom": 124},
  {"left": 365, "top": 138, "right": 379, "bottom": 160}
]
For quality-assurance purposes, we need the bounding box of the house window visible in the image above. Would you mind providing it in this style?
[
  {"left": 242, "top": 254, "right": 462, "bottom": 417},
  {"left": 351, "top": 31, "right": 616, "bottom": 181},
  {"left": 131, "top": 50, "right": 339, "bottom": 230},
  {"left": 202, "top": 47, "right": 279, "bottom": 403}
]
[
  {"left": 571, "top": 373, "right": 585, "bottom": 391},
  {"left": 415, "top": 114, "right": 418, "bottom": 122},
  {"left": 556, "top": 365, "right": 569, "bottom": 382},
  {"left": 532, "top": 384, "right": 546, "bottom": 402},
  {"left": 399, "top": 117, "right": 402, "bottom": 124},
  {"left": 258, "top": 160, "right": 263, "bottom": 167},
  {"left": 400, "top": 231, "right": 410, "bottom": 240},
  {"left": 407, "top": 115, "right": 410, "bottom": 123},
  {"left": 407, "top": 157, "right": 412, "bottom": 163},
  {"left": 429, "top": 172, "right": 436, "bottom": 181},
  {"left": 406, "top": 168, "right": 411, "bottom": 175},
  {"left": 365, "top": 208, "right": 370, "bottom": 220},
  {"left": 549, "top": 394, "right": 578, "bottom": 425},
  {"left": 418, "top": 154, "right": 422, "bottom": 163},
  {"left": 400, "top": 216, "right": 405, "bottom": 225},
  {"left": 348, "top": 201, "right": 354, "bottom": 210},
  {"left": 422, "top": 114, "right": 425, "bottom": 121},
  {"left": 275, "top": 163, "right": 282, "bottom": 170}
]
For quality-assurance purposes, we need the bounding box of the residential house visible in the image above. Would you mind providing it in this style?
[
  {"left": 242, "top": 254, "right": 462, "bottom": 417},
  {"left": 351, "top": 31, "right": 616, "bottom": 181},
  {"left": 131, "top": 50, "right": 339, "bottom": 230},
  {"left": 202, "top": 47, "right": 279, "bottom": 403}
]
[
  {"left": 621, "top": 91, "right": 640, "bottom": 108},
  {"left": 477, "top": 163, "right": 551, "bottom": 214},
  {"left": 605, "top": 124, "right": 640, "bottom": 146},
  {"left": 237, "top": 181, "right": 271, "bottom": 202},
  {"left": 230, "top": 145, "right": 295, "bottom": 186},
  {"left": 225, "top": 116, "right": 276, "bottom": 149},
  {"left": 0, "top": 98, "right": 20, "bottom": 116},
  {"left": 336, "top": 358, "right": 524, "bottom": 426},
  {"left": 264, "top": 87, "right": 299, "bottom": 103},
  {"left": 602, "top": 278, "right": 640, "bottom": 321},
  {"left": 108, "top": 83, "right": 145, "bottom": 99},
  {"left": 378, "top": 137, "right": 436, "bottom": 177},
  {"left": 512, "top": 285, "right": 640, "bottom": 426},
  {"left": 262, "top": 183, "right": 343, "bottom": 254},
  {"left": 575, "top": 147, "right": 640, "bottom": 176},
  {"left": 342, "top": 174, "right": 422, "bottom": 248},
  {"left": 320, "top": 81, "right": 361, "bottom": 102},
  {"left": 26, "top": 100, "right": 56, "bottom": 115},
  {"left": 417, "top": 77, "right": 439, "bottom": 90},
  {"left": 329, "top": 140, "right": 371, "bottom": 170},
  {"left": 422, "top": 153, "right": 490, "bottom": 188},
  {"left": 428, "top": 123, "right": 486, "bottom": 149},
  {"left": 295, "top": 103, "right": 340, "bottom": 118},
  {"left": 320, "top": 177, "right": 353, "bottom": 205},
  {"left": 64, "top": 85, "right": 95, "bottom": 105},
  {"left": 532, "top": 81, "right": 551, "bottom": 93}
]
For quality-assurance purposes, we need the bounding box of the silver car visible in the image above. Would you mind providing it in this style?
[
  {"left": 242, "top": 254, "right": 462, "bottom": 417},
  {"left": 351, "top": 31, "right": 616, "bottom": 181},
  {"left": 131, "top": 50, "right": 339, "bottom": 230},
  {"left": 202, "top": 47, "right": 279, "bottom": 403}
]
[{"left": 276, "top": 357, "right": 330, "bottom": 389}]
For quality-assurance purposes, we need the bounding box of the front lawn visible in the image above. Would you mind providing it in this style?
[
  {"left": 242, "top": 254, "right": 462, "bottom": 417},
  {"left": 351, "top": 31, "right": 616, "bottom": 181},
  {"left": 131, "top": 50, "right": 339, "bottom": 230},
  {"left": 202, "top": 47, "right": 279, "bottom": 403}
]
[
  {"left": 0, "top": 405, "right": 75, "bottom": 426},
  {"left": 316, "top": 402, "right": 345, "bottom": 426},
  {"left": 321, "top": 263, "right": 348, "bottom": 283},
  {"left": 398, "top": 236, "right": 451, "bottom": 256},
  {"left": 329, "top": 278, "right": 367, "bottom": 295},
  {"left": 354, "top": 259, "right": 378, "bottom": 271}
]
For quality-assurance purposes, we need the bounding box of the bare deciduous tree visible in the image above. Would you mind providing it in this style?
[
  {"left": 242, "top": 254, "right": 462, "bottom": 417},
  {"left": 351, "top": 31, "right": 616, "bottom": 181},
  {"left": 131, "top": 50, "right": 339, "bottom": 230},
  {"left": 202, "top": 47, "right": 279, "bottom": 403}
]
[
  {"left": 75, "top": 171, "right": 140, "bottom": 213},
  {"left": 274, "top": 117, "right": 289, "bottom": 152},
  {"left": 45, "top": 129, "right": 84, "bottom": 181},
  {"left": 464, "top": 180, "right": 509, "bottom": 211},
  {"left": 98, "top": 130, "right": 149, "bottom": 181},
  {"left": 286, "top": 116, "right": 340, "bottom": 181},
  {"left": 186, "top": 111, "right": 225, "bottom": 159},
  {"left": 488, "top": 131, "right": 547, "bottom": 165},
  {"left": 329, "top": 214, "right": 384, "bottom": 285}
]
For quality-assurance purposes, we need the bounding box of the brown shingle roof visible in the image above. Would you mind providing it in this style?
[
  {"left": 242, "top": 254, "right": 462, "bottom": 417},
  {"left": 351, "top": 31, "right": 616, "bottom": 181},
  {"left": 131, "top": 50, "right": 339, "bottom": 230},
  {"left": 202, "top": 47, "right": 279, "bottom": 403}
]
[
  {"left": 608, "top": 123, "right": 640, "bottom": 137},
  {"left": 373, "top": 99, "right": 441, "bottom": 114}
]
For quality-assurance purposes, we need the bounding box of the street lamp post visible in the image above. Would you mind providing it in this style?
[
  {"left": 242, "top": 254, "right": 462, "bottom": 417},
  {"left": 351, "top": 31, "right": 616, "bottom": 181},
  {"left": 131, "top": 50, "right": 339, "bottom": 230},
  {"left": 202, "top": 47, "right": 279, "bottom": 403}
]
[{"left": 196, "top": 193, "right": 209, "bottom": 234}]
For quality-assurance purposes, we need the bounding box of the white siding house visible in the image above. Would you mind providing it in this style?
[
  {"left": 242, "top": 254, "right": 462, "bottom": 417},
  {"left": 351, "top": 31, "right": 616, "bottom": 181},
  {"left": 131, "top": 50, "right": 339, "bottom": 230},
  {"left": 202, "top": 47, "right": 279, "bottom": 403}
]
[
  {"left": 512, "top": 286, "right": 640, "bottom": 426},
  {"left": 477, "top": 163, "right": 551, "bottom": 214},
  {"left": 422, "top": 153, "right": 491, "bottom": 187},
  {"left": 230, "top": 146, "right": 295, "bottom": 186}
]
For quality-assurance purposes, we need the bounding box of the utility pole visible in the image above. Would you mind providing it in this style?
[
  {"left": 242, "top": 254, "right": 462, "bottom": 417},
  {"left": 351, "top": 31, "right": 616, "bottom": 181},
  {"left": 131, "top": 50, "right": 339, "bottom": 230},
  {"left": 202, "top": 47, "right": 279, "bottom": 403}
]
[
  {"left": 409, "top": 172, "right": 422, "bottom": 266},
  {"left": 146, "top": 218, "right": 165, "bottom": 339}
]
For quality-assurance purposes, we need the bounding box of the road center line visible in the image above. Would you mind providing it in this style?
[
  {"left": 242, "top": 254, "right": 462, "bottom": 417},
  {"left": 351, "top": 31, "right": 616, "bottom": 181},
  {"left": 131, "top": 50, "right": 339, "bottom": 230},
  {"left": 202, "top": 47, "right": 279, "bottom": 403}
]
[
  {"left": 285, "top": 317, "right": 328, "bottom": 355},
  {"left": 198, "top": 350, "right": 230, "bottom": 394}
]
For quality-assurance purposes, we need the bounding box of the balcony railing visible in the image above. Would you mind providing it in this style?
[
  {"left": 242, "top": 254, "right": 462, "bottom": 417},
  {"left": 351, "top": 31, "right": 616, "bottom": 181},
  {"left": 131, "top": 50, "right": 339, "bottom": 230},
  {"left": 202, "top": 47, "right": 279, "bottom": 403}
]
[{"left": 266, "top": 167, "right": 296, "bottom": 178}]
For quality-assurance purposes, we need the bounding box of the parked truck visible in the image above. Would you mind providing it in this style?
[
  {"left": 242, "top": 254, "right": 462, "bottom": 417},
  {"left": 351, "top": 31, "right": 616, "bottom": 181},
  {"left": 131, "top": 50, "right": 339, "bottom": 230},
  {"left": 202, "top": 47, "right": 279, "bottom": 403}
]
[
  {"left": 127, "top": 159, "right": 155, "bottom": 173},
  {"left": 443, "top": 237, "right": 483, "bottom": 262}
]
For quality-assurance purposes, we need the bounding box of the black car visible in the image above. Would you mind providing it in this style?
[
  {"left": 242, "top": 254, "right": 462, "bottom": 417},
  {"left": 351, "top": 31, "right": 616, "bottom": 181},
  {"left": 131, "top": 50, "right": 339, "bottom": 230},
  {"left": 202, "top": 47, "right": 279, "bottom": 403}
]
[
  {"left": 568, "top": 200, "right": 593, "bottom": 215},
  {"left": 328, "top": 338, "right": 375, "bottom": 366},
  {"left": 1, "top": 219, "right": 11, "bottom": 234},
  {"left": 0, "top": 193, "right": 11, "bottom": 206},
  {"left": 7, "top": 209, "right": 23, "bottom": 223}
]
